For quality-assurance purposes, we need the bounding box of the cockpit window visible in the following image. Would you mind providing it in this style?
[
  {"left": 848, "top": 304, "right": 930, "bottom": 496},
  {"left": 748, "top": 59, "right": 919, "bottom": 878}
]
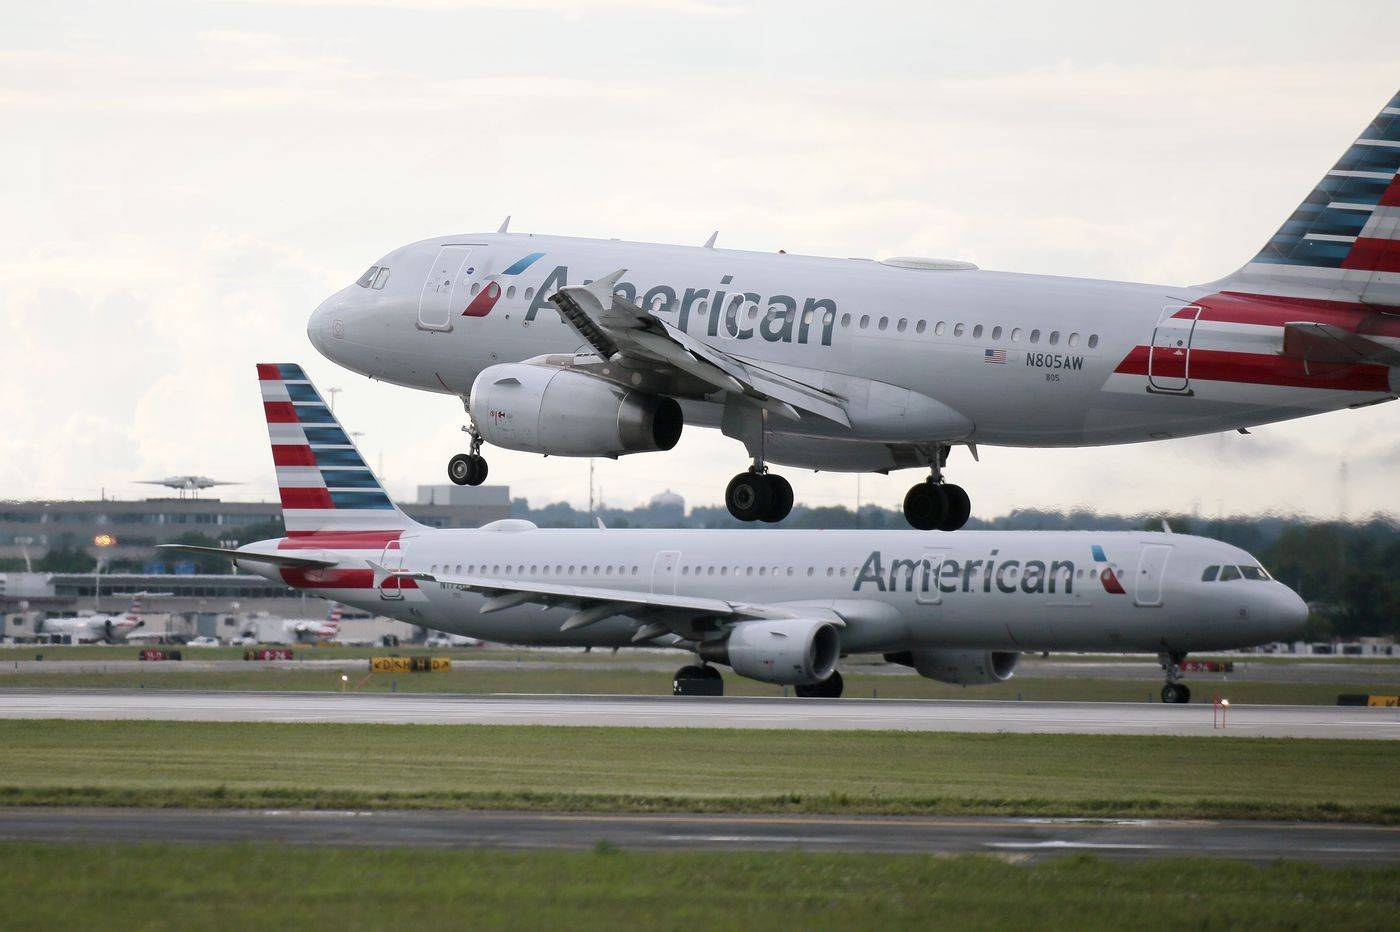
[
  {"left": 1219, "top": 565, "right": 1242, "bottom": 582},
  {"left": 356, "top": 266, "right": 379, "bottom": 288},
  {"left": 372, "top": 267, "right": 391, "bottom": 290},
  {"left": 1239, "top": 565, "right": 1270, "bottom": 581},
  {"left": 1201, "top": 565, "right": 1219, "bottom": 582}
]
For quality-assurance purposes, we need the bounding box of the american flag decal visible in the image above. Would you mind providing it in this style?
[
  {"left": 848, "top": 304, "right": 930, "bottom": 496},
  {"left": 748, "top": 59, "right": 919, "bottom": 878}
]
[{"left": 984, "top": 348, "right": 1007, "bottom": 365}]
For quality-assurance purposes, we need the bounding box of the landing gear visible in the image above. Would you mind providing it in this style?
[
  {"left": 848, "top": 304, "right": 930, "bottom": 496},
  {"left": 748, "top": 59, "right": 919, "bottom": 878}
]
[
  {"left": 794, "top": 670, "right": 844, "bottom": 698},
  {"left": 725, "top": 471, "right": 793, "bottom": 523},
  {"left": 1158, "top": 651, "right": 1191, "bottom": 703},
  {"left": 448, "top": 420, "right": 488, "bottom": 486},
  {"left": 672, "top": 664, "right": 724, "bottom": 697},
  {"left": 902, "top": 447, "right": 971, "bottom": 531},
  {"left": 447, "top": 453, "right": 488, "bottom": 486}
]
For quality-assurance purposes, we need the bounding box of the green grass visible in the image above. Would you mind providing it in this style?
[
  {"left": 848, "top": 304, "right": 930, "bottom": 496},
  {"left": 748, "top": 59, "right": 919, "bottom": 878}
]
[
  {"left": 0, "top": 843, "right": 1396, "bottom": 931},
  {"left": 0, "top": 721, "right": 1395, "bottom": 822},
  {"left": 0, "top": 666, "right": 1388, "bottom": 704}
]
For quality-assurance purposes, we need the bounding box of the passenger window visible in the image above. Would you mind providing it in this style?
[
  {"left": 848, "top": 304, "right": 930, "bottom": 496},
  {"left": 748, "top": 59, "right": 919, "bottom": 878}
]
[
  {"left": 1088, "top": 334, "right": 1099, "bottom": 348},
  {"left": 897, "top": 318, "right": 908, "bottom": 333},
  {"left": 1202, "top": 566, "right": 1219, "bottom": 582},
  {"left": 973, "top": 324, "right": 984, "bottom": 338},
  {"left": 935, "top": 321, "right": 946, "bottom": 336},
  {"left": 841, "top": 313, "right": 852, "bottom": 328},
  {"left": 1068, "top": 332, "right": 1079, "bottom": 348},
  {"left": 372, "top": 267, "right": 391, "bottom": 289},
  {"left": 954, "top": 323, "right": 965, "bottom": 337},
  {"left": 1049, "top": 331, "right": 1060, "bottom": 346},
  {"left": 860, "top": 315, "right": 870, "bottom": 329},
  {"left": 878, "top": 317, "right": 889, "bottom": 331},
  {"left": 1220, "top": 565, "right": 1242, "bottom": 581},
  {"left": 470, "top": 282, "right": 481, "bottom": 296},
  {"left": 1030, "top": 329, "right": 1041, "bottom": 343},
  {"left": 506, "top": 285, "right": 517, "bottom": 300},
  {"left": 915, "top": 320, "right": 926, "bottom": 334},
  {"left": 992, "top": 326, "right": 1003, "bottom": 340},
  {"left": 1011, "top": 328, "right": 1022, "bottom": 342},
  {"left": 356, "top": 267, "right": 378, "bottom": 288}
]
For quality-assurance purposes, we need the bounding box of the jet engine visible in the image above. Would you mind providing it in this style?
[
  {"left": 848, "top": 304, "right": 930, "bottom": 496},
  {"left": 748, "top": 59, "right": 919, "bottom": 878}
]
[
  {"left": 469, "top": 364, "right": 683, "bottom": 457},
  {"left": 698, "top": 619, "right": 840, "bottom": 686},
  {"left": 883, "top": 649, "right": 1018, "bottom": 685}
]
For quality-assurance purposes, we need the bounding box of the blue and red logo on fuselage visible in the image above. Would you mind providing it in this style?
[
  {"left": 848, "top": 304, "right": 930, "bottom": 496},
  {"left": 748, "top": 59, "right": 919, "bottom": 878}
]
[
  {"left": 462, "top": 252, "right": 546, "bottom": 317},
  {"left": 1091, "top": 544, "right": 1126, "bottom": 594}
]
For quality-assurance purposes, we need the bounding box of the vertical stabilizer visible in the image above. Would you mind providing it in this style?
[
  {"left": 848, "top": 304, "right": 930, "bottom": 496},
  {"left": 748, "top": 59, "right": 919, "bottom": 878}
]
[
  {"left": 1220, "top": 90, "right": 1400, "bottom": 307},
  {"left": 257, "top": 364, "right": 420, "bottom": 536}
]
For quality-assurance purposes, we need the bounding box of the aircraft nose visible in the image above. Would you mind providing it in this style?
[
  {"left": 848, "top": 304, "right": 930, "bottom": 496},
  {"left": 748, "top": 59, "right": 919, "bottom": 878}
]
[
  {"left": 1270, "top": 585, "right": 1309, "bottom": 639},
  {"left": 307, "top": 291, "right": 340, "bottom": 359}
]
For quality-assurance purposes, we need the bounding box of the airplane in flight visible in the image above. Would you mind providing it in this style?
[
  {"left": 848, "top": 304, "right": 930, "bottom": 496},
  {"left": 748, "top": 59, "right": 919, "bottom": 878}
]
[
  {"left": 308, "top": 89, "right": 1400, "bottom": 530},
  {"left": 137, "top": 476, "right": 241, "bottom": 499},
  {"left": 162, "top": 365, "right": 1307, "bottom": 702},
  {"left": 35, "top": 595, "right": 151, "bottom": 644}
]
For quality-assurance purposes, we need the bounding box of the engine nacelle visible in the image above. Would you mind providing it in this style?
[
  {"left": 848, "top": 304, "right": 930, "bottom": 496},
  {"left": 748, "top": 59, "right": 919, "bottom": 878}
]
[
  {"left": 469, "top": 364, "right": 683, "bottom": 457},
  {"left": 698, "top": 619, "right": 840, "bottom": 686},
  {"left": 884, "top": 649, "right": 1018, "bottom": 685}
]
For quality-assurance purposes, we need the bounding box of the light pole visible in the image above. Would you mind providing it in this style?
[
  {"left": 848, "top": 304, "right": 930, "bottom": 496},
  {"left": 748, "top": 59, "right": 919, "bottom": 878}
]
[
  {"left": 92, "top": 534, "right": 116, "bottom": 612},
  {"left": 15, "top": 536, "right": 33, "bottom": 573},
  {"left": 327, "top": 387, "right": 342, "bottom": 412}
]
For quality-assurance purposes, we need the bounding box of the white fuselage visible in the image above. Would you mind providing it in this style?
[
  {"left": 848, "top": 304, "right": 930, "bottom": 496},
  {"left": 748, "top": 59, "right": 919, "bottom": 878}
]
[
  {"left": 240, "top": 525, "right": 1305, "bottom": 656},
  {"left": 309, "top": 233, "right": 1397, "bottom": 471}
]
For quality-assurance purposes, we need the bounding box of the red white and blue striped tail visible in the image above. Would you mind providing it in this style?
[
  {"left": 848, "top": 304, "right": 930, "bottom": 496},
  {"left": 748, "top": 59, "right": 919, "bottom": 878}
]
[
  {"left": 1221, "top": 89, "right": 1400, "bottom": 307},
  {"left": 257, "top": 364, "right": 419, "bottom": 536}
]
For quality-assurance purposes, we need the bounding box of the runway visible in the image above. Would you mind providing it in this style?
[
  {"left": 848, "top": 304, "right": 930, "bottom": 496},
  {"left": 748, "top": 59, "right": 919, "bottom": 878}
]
[
  {"left": 1, "top": 808, "right": 1396, "bottom": 863},
  {"left": 1, "top": 688, "right": 1396, "bottom": 738}
]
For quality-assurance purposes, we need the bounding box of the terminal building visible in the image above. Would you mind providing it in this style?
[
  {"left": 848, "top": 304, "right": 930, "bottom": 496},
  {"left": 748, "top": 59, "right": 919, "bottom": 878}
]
[{"left": 0, "top": 484, "right": 510, "bottom": 640}]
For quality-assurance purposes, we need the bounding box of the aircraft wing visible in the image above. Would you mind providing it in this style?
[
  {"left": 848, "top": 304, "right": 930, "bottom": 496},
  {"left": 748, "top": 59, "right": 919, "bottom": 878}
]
[
  {"left": 388, "top": 568, "right": 843, "bottom": 643},
  {"left": 549, "top": 272, "right": 850, "bottom": 426},
  {"left": 1282, "top": 322, "right": 1400, "bottom": 368}
]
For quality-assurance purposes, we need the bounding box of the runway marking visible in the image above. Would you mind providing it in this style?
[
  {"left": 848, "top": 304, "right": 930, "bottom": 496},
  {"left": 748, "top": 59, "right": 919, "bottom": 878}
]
[{"left": 986, "top": 841, "right": 1166, "bottom": 851}]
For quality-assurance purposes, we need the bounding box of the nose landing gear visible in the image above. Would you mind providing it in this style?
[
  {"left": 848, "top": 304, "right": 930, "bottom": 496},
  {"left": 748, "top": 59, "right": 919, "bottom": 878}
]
[
  {"left": 448, "top": 421, "right": 488, "bottom": 487},
  {"left": 902, "top": 446, "right": 971, "bottom": 531},
  {"left": 1158, "top": 651, "right": 1191, "bottom": 704}
]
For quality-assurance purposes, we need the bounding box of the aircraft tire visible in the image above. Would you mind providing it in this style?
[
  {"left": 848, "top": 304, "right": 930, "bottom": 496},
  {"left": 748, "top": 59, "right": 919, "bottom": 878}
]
[
  {"left": 794, "top": 670, "right": 843, "bottom": 698},
  {"left": 726, "top": 472, "right": 773, "bottom": 522},
  {"left": 673, "top": 664, "right": 723, "bottom": 696},
  {"left": 1161, "top": 682, "right": 1190, "bottom": 704},
  {"left": 465, "top": 454, "right": 488, "bottom": 486},
  {"left": 903, "top": 482, "right": 948, "bottom": 531},
  {"left": 447, "top": 454, "right": 474, "bottom": 486},
  {"left": 938, "top": 484, "right": 972, "bottom": 531},
  {"left": 760, "top": 474, "right": 794, "bottom": 523}
]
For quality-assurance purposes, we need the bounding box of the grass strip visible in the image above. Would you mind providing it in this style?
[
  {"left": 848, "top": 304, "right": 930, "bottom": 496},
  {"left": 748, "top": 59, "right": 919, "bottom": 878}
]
[
  {"left": 1, "top": 843, "right": 1398, "bottom": 931},
  {"left": 0, "top": 721, "right": 1395, "bottom": 822}
]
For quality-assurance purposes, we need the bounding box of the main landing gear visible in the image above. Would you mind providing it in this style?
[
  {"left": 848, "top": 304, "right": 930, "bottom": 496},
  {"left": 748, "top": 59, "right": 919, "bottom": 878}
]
[
  {"left": 794, "top": 670, "right": 844, "bottom": 698},
  {"left": 673, "top": 664, "right": 724, "bottom": 696},
  {"left": 725, "top": 469, "right": 793, "bottom": 524},
  {"left": 448, "top": 423, "right": 489, "bottom": 487},
  {"left": 902, "top": 447, "right": 971, "bottom": 531},
  {"left": 1159, "top": 651, "right": 1191, "bottom": 704}
]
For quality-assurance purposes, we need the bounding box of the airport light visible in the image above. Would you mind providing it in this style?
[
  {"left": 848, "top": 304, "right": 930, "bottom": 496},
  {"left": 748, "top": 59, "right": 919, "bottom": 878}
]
[{"left": 93, "top": 534, "right": 116, "bottom": 612}]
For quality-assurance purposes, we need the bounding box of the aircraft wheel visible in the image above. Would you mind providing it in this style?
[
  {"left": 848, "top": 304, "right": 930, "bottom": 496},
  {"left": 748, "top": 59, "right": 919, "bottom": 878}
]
[
  {"left": 1161, "top": 682, "right": 1190, "bottom": 704},
  {"left": 726, "top": 472, "right": 773, "bottom": 522},
  {"left": 673, "top": 664, "right": 723, "bottom": 696},
  {"left": 448, "top": 454, "right": 473, "bottom": 486},
  {"left": 938, "top": 484, "right": 972, "bottom": 531},
  {"left": 903, "top": 481, "right": 948, "bottom": 531},
  {"left": 794, "top": 671, "right": 843, "bottom": 698},
  {"left": 760, "top": 474, "right": 793, "bottom": 523}
]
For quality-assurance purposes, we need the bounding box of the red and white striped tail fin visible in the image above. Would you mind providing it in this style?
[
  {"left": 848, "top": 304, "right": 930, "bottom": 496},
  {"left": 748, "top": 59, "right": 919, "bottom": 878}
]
[
  {"left": 125, "top": 597, "right": 142, "bottom": 622},
  {"left": 257, "top": 364, "right": 420, "bottom": 536},
  {"left": 1219, "top": 89, "right": 1400, "bottom": 307},
  {"left": 327, "top": 602, "right": 343, "bottom": 627}
]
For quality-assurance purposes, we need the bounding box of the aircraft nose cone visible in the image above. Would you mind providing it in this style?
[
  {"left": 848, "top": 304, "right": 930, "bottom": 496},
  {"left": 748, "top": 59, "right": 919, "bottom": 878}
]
[
  {"left": 307, "top": 292, "right": 338, "bottom": 358},
  {"left": 1272, "top": 585, "right": 1309, "bottom": 639}
]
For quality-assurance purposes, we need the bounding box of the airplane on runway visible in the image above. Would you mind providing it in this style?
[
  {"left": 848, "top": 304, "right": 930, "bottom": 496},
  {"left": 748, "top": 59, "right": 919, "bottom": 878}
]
[
  {"left": 282, "top": 601, "right": 343, "bottom": 644},
  {"left": 308, "top": 89, "right": 1400, "bottom": 531},
  {"left": 160, "top": 365, "right": 1308, "bottom": 702},
  {"left": 36, "top": 595, "right": 150, "bottom": 644}
]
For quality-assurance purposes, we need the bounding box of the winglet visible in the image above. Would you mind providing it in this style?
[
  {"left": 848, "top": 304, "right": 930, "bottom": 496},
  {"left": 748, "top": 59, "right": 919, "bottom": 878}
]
[
  {"left": 498, "top": 215, "right": 511, "bottom": 233},
  {"left": 703, "top": 231, "right": 718, "bottom": 249}
]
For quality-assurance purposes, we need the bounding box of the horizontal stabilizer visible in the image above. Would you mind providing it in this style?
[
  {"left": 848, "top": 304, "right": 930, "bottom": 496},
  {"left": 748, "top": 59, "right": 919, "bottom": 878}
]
[
  {"left": 156, "top": 544, "right": 339, "bottom": 569},
  {"left": 1282, "top": 322, "right": 1400, "bottom": 368}
]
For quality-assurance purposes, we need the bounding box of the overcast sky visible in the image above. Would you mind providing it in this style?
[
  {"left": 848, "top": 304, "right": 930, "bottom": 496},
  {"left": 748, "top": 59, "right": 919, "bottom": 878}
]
[{"left": 3, "top": 1, "right": 1398, "bottom": 521}]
